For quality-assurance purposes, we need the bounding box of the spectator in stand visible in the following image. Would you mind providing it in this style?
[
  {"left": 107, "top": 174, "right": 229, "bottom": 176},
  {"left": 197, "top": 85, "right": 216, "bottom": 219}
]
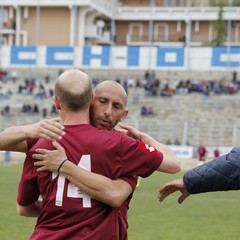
[
  {"left": 232, "top": 70, "right": 237, "bottom": 83},
  {"left": 51, "top": 104, "right": 58, "bottom": 115},
  {"left": 33, "top": 104, "right": 39, "bottom": 114},
  {"left": 42, "top": 108, "right": 48, "bottom": 118},
  {"left": 144, "top": 70, "right": 150, "bottom": 81},
  {"left": 147, "top": 106, "right": 154, "bottom": 116},
  {"left": 140, "top": 106, "right": 148, "bottom": 116},
  {"left": 11, "top": 70, "right": 18, "bottom": 83},
  {"left": 135, "top": 78, "right": 141, "bottom": 88},
  {"left": 3, "top": 105, "right": 10, "bottom": 116},
  {"left": 45, "top": 74, "right": 50, "bottom": 84}
]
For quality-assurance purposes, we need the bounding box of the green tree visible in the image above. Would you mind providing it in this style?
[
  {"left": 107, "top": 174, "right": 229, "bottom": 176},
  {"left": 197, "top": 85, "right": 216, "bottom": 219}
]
[
  {"left": 233, "top": 0, "right": 240, "bottom": 6},
  {"left": 211, "top": 2, "right": 227, "bottom": 46}
]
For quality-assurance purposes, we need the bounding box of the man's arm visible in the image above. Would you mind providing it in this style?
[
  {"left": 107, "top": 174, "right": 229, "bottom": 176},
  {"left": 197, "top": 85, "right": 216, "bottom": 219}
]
[
  {"left": 183, "top": 147, "right": 240, "bottom": 193},
  {"left": 17, "top": 155, "right": 42, "bottom": 218},
  {"left": 33, "top": 141, "right": 133, "bottom": 208},
  {"left": 17, "top": 201, "right": 41, "bottom": 217},
  {"left": 159, "top": 147, "right": 240, "bottom": 203},
  {"left": 59, "top": 160, "right": 133, "bottom": 207},
  {"left": 33, "top": 123, "right": 180, "bottom": 206},
  {"left": 119, "top": 123, "right": 180, "bottom": 174},
  {"left": 158, "top": 179, "right": 190, "bottom": 204},
  {"left": 0, "top": 118, "right": 65, "bottom": 152}
]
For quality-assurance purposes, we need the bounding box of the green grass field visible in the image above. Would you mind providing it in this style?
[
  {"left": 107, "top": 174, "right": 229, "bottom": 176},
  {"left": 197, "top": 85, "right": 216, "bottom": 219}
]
[{"left": 0, "top": 163, "right": 240, "bottom": 240}]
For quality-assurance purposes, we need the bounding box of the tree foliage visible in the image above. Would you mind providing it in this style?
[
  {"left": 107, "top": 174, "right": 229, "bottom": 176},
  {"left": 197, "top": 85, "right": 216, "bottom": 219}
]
[{"left": 211, "top": 2, "right": 226, "bottom": 46}]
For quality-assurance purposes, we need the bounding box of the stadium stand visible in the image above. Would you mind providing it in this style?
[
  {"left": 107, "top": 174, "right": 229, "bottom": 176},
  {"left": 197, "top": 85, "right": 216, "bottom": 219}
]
[{"left": 1, "top": 69, "right": 240, "bottom": 150}]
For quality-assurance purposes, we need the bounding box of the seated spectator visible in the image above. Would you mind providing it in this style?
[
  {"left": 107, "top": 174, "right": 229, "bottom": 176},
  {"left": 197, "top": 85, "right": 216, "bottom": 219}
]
[
  {"left": 174, "top": 139, "right": 181, "bottom": 145},
  {"left": 166, "top": 139, "right": 172, "bottom": 145},
  {"left": 147, "top": 106, "right": 154, "bottom": 116},
  {"left": 51, "top": 104, "right": 58, "bottom": 115},
  {"left": 33, "top": 104, "right": 39, "bottom": 113},
  {"left": 49, "top": 89, "right": 54, "bottom": 97},
  {"left": 11, "top": 70, "right": 18, "bottom": 83},
  {"left": 140, "top": 105, "right": 155, "bottom": 117},
  {"left": 140, "top": 106, "right": 148, "bottom": 116},
  {"left": 45, "top": 75, "right": 50, "bottom": 84},
  {"left": 135, "top": 78, "right": 141, "bottom": 88},
  {"left": 144, "top": 82, "right": 153, "bottom": 96},
  {"left": 1, "top": 105, "right": 10, "bottom": 116},
  {"left": 42, "top": 108, "right": 48, "bottom": 118}
]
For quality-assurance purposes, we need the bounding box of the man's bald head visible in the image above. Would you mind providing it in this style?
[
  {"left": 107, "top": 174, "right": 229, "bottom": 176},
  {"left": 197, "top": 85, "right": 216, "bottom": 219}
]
[
  {"left": 94, "top": 80, "right": 128, "bottom": 108},
  {"left": 90, "top": 80, "right": 128, "bottom": 130},
  {"left": 54, "top": 69, "right": 92, "bottom": 112}
]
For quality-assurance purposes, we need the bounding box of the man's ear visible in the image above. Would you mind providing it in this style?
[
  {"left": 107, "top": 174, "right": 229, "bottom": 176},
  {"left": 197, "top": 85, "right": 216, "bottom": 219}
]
[
  {"left": 120, "top": 109, "right": 128, "bottom": 122},
  {"left": 53, "top": 96, "right": 61, "bottom": 110}
]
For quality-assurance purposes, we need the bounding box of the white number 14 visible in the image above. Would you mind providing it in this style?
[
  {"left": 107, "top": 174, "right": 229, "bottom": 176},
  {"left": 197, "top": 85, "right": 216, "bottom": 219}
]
[{"left": 54, "top": 155, "right": 92, "bottom": 208}]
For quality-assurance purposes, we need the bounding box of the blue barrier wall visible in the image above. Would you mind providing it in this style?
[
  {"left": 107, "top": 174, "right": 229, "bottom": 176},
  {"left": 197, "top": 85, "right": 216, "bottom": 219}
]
[
  {"left": 46, "top": 46, "right": 74, "bottom": 66},
  {"left": 2, "top": 46, "right": 240, "bottom": 70},
  {"left": 212, "top": 47, "right": 240, "bottom": 67}
]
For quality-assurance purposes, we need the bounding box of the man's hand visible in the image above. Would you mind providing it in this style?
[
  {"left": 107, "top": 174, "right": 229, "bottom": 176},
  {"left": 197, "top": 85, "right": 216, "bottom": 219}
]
[
  {"left": 33, "top": 141, "right": 67, "bottom": 172},
  {"left": 158, "top": 179, "right": 190, "bottom": 204},
  {"left": 118, "top": 123, "right": 141, "bottom": 139},
  {"left": 26, "top": 118, "right": 65, "bottom": 141}
]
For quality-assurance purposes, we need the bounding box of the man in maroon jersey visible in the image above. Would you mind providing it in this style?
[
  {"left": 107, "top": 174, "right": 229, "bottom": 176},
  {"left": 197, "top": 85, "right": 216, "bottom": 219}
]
[
  {"left": 197, "top": 142, "right": 208, "bottom": 165},
  {"left": 33, "top": 79, "right": 180, "bottom": 239},
  {"left": 16, "top": 69, "right": 180, "bottom": 239},
  {"left": 33, "top": 122, "right": 177, "bottom": 240}
]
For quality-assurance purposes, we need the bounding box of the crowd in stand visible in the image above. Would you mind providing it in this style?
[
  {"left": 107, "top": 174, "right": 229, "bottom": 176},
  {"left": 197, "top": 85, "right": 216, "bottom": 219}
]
[
  {"left": 0, "top": 68, "right": 239, "bottom": 121},
  {"left": 0, "top": 69, "right": 57, "bottom": 120},
  {"left": 138, "top": 70, "right": 240, "bottom": 98},
  {"left": 140, "top": 105, "right": 155, "bottom": 117}
]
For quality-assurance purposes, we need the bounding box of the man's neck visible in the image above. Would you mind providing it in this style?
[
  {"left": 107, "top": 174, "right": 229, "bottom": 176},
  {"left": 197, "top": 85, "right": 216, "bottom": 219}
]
[{"left": 61, "top": 110, "right": 90, "bottom": 126}]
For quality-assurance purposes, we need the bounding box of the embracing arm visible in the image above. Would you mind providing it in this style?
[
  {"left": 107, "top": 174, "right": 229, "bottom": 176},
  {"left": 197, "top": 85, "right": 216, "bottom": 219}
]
[
  {"left": 59, "top": 160, "right": 133, "bottom": 207},
  {"left": 0, "top": 126, "right": 30, "bottom": 152},
  {"left": 0, "top": 118, "right": 64, "bottom": 152},
  {"left": 119, "top": 123, "right": 180, "bottom": 174},
  {"left": 33, "top": 141, "right": 133, "bottom": 207},
  {"left": 17, "top": 201, "right": 41, "bottom": 217}
]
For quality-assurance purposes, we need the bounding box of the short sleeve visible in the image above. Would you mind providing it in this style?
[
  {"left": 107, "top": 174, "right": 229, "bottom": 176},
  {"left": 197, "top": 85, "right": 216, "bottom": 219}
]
[
  {"left": 17, "top": 155, "right": 39, "bottom": 206},
  {"left": 120, "top": 135, "right": 163, "bottom": 178},
  {"left": 26, "top": 138, "right": 38, "bottom": 151}
]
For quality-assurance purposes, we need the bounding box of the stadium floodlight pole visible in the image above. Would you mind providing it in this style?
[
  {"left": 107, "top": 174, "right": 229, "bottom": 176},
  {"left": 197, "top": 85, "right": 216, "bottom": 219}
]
[
  {"left": 36, "top": 0, "right": 40, "bottom": 67},
  {"left": 70, "top": 0, "right": 77, "bottom": 47},
  {"left": 185, "top": 0, "right": 192, "bottom": 71},
  {"left": 110, "top": 0, "right": 116, "bottom": 69},
  {"left": 148, "top": 0, "right": 154, "bottom": 71},
  {"left": 0, "top": 0, "right": 3, "bottom": 67},
  {"left": 226, "top": 0, "right": 232, "bottom": 70}
]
